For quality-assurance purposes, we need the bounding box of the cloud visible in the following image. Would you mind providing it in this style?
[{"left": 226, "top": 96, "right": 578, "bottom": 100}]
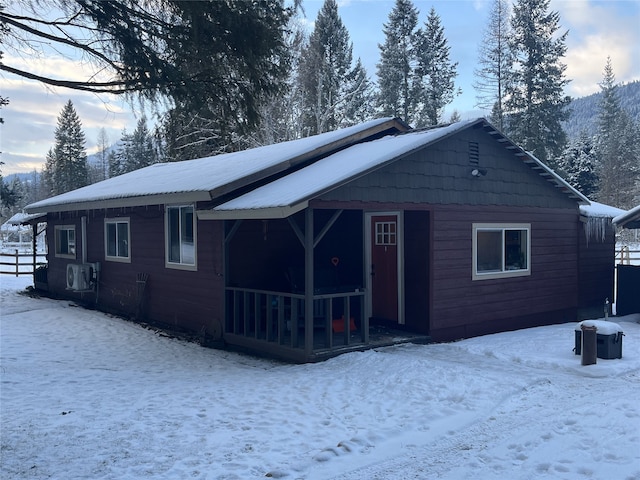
[
  {"left": 1, "top": 73, "right": 137, "bottom": 175},
  {"left": 554, "top": 0, "right": 640, "bottom": 97}
]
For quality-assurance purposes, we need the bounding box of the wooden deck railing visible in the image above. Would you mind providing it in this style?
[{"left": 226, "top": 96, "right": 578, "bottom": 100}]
[
  {"left": 0, "top": 250, "right": 47, "bottom": 276},
  {"left": 225, "top": 287, "right": 366, "bottom": 352}
]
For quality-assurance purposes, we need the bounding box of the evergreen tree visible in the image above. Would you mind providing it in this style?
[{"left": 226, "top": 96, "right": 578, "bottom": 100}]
[
  {"left": 474, "top": 0, "right": 512, "bottom": 130},
  {"left": 413, "top": 7, "right": 459, "bottom": 127},
  {"left": 376, "top": 0, "right": 420, "bottom": 124},
  {"left": 253, "top": 17, "right": 308, "bottom": 146},
  {"left": 557, "top": 131, "right": 598, "bottom": 198},
  {"left": 44, "top": 101, "right": 88, "bottom": 196},
  {"left": 93, "top": 127, "right": 110, "bottom": 182},
  {"left": 505, "top": 0, "right": 570, "bottom": 166},
  {"left": 595, "top": 58, "right": 640, "bottom": 208},
  {"left": 298, "top": 0, "right": 364, "bottom": 135},
  {"left": 341, "top": 58, "right": 376, "bottom": 127},
  {"left": 2, "top": 1, "right": 292, "bottom": 128},
  {"left": 110, "top": 118, "right": 158, "bottom": 176}
]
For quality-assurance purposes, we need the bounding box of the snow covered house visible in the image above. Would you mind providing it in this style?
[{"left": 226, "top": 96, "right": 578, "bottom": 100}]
[{"left": 26, "top": 117, "right": 613, "bottom": 362}]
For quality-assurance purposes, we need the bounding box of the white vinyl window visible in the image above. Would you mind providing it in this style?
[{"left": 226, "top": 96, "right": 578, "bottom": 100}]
[
  {"left": 165, "top": 205, "right": 196, "bottom": 269},
  {"left": 473, "top": 223, "right": 530, "bottom": 280},
  {"left": 54, "top": 225, "right": 76, "bottom": 258},
  {"left": 105, "top": 218, "right": 130, "bottom": 262}
]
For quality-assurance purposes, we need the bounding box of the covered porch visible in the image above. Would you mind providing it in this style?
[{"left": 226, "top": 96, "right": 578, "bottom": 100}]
[{"left": 216, "top": 207, "right": 430, "bottom": 362}]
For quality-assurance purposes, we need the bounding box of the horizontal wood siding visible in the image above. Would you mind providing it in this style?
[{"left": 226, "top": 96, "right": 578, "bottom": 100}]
[
  {"left": 577, "top": 222, "right": 615, "bottom": 311},
  {"left": 44, "top": 206, "right": 225, "bottom": 337},
  {"left": 429, "top": 205, "right": 579, "bottom": 340},
  {"left": 404, "top": 211, "right": 430, "bottom": 333}
]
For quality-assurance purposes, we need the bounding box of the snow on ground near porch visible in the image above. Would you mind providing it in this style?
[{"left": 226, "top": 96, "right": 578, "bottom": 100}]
[{"left": 1, "top": 276, "right": 639, "bottom": 480}]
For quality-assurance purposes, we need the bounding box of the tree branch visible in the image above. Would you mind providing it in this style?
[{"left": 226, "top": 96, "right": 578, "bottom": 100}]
[{"left": 0, "top": 64, "right": 137, "bottom": 93}]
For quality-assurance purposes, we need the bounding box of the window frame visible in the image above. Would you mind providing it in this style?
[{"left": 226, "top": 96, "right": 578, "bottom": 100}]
[
  {"left": 54, "top": 224, "right": 76, "bottom": 259},
  {"left": 165, "top": 204, "right": 197, "bottom": 270},
  {"left": 472, "top": 223, "right": 531, "bottom": 280},
  {"left": 104, "top": 217, "right": 131, "bottom": 263}
]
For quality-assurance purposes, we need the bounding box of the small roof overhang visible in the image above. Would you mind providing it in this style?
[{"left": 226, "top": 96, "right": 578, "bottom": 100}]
[
  {"left": 7, "top": 212, "right": 47, "bottom": 225},
  {"left": 613, "top": 205, "right": 640, "bottom": 229}
]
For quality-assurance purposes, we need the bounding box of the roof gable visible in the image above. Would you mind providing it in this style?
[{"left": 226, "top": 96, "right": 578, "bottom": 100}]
[{"left": 202, "top": 119, "right": 588, "bottom": 219}]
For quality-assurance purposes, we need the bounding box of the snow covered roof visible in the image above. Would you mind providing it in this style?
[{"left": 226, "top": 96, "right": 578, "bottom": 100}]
[
  {"left": 579, "top": 201, "right": 626, "bottom": 219},
  {"left": 6, "top": 212, "right": 47, "bottom": 225},
  {"left": 613, "top": 204, "right": 640, "bottom": 229},
  {"left": 25, "top": 117, "right": 588, "bottom": 218},
  {"left": 25, "top": 118, "right": 408, "bottom": 214},
  {"left": 578, "top": 201, "right": 625, "bottom": 244},
  {"left": 201, "top": 120, "right": 480, "bottom": 219},
  {"left": 201, "top": 118, "right": 589, "bottom": 219}
]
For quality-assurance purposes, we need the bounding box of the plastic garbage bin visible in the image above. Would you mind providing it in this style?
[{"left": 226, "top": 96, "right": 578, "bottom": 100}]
[{"left": 574, "top": 320, "right": 624, "bottom": 360}]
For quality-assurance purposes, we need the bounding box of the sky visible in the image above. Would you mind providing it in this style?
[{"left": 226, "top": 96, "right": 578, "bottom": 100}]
[
  {"left": 1, "top": 0, "right": 639, "bottom": 176},
  {"left": 1, "top": 273, "right": 639, "bottom": 479}
]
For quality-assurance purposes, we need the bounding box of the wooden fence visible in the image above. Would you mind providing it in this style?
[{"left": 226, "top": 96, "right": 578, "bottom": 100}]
[
  {"left": 616, "top": 246, "right": 640, "bottom": 266},
  {"left": 0, "top": 250, "right": 47, "bottom": 276}
]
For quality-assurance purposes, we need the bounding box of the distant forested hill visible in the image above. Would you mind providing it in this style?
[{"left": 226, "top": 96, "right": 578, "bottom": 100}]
[{"left": 563, "top": 80, "right": 640, "bottom": 140}]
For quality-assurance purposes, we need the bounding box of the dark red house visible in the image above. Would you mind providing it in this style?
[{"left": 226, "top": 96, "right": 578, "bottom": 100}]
[{"left": 27, "top": 117, "right": 611, "bottom": 362}]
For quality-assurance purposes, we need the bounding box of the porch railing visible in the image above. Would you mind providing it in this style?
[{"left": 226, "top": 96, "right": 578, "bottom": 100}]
[{"left": 225, "top": 287, "right": 367, "bottom": 353}]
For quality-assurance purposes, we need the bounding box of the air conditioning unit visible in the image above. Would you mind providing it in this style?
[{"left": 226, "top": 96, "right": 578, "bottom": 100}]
[{"left": 66, "top": 263, "right": 94, "bottom": 291}]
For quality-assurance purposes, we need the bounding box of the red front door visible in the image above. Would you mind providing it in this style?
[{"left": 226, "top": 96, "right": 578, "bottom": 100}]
[{"left": 371, "top": 215, "right": 399, "bottom": 322}]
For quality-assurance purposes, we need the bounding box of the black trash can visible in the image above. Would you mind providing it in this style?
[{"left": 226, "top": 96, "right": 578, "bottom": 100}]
[{"left": 575, "top": 320, "right": 623, "bottom": 359}]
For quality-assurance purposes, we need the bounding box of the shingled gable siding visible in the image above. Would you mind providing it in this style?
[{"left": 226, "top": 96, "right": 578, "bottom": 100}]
[
  {"left": 320, "top": 127, "right": 577, "bottom": 210},
  {"left": 44, "top": 206, "right": 225, "bottom": 337}
]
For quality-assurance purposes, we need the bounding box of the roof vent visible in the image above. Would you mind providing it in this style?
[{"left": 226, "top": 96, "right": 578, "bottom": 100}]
[{"left": 468, "top": 142, "right": 480, "bottom": 165}]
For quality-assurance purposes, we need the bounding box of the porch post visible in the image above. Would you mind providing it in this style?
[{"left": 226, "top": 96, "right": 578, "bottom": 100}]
[{"left": 304, "top": 207, "right": 314, "bottom": 357}]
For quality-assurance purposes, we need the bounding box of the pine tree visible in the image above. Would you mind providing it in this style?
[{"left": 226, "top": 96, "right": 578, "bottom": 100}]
[
  {"left": 298, "top": 0, "right": 359, "bottom": 135},
  {"left": 595, "top": 58, "right": 640, "bottom": 208},
  {"left": 93, "top": 128, "right": 110, "bottom": 182},
  {"left": 474, "top": 0, "right": 512, "bottom": 130},
  {"left": 376, "top": 0, "right": 420, "bottom": 124},
  {"left": 505, "top": 0, "right": 570, "bottom": 166},
  {"left": 341, "top": 58, "right": 376, "bottom": 127},
  {"left": 413, "top": 7, "right": 459, "bottom": 127},
  {"left": 253, "top": 18, "right": 308, "bottom": 146},
  {"left": 557, "top": 131, "right": 598, "bottom": 198},
  {"left": 110, "top": 118, "right": 158, "bottom": 176},
  {"left": 45, "top": 101, "right": 88, "bottom": 196}
]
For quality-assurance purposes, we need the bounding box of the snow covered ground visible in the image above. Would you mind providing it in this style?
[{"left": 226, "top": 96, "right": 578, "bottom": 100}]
[{"left": 1, "top": 275, "right": 639, "bottom": 480}]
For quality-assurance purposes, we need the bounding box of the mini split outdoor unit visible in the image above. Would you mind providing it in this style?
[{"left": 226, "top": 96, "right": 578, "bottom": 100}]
[{"left": 66, "top": 263, "right": 96, "bottom": 291}]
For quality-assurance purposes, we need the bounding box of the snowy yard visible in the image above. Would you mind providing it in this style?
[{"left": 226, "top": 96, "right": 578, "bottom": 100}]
[{"left": 1, "top": 275, "right": 639, "bottom": 480}]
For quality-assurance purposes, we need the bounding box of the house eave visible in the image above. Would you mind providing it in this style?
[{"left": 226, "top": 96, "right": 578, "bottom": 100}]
[
  {"left": 197, "top": 202, "right": 308, "bottom": 220},
  {"left": 25, "top": 192, "right": 213, "bottom": 214}
]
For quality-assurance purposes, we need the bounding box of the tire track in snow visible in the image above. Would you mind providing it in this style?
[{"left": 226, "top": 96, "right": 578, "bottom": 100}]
[{"left": 325, "top": 348, "right": 640, "bottom": 480}]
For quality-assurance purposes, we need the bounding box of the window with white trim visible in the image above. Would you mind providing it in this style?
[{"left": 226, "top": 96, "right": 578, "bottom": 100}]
[
  {"left": 375, "top": 221, "right": 397, "bottom": 245},
  {"left": 105, "top": 218, "right": 130, "bottom": 262},
  {"left": 166, "top": 205, "right": 196, "bottom": 269},
  {"left": 473, "top": 223, "right": 530, "bottom": 280},
  {"left": 55, "top": 225, "right": 76, "bottom": 258}
]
